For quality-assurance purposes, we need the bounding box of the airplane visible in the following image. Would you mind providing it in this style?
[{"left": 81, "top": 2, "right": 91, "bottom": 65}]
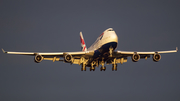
[{"left": 2, "top": 28, "right": 178, "bottom": 71}]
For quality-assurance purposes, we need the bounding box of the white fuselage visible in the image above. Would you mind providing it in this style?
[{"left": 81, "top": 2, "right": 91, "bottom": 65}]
[{"left": 87, "top": 28, "right": 118, "bottom": 51}]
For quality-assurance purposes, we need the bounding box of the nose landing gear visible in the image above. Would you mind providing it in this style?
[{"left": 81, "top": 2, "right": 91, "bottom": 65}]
[{"left": 109, "top": 46, "right": 113, "bottom": 57}]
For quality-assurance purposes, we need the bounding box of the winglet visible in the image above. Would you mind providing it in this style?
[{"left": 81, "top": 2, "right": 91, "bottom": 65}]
[
  {"left": 176, "top": 47, "right": 178, "bottom": 52},
  {"left": 2, "top": 48, "right": 6, "bottom": 53}
]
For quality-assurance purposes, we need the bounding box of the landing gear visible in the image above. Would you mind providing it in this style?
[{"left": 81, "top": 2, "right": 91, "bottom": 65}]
[
  {"left": 100, "top": 58, "right": 106, "bottom": 71},
  {"left": 90, "top": 66, "right": 95, "bottom": 71},
  {"left": 112, "top": 58, "right": 117, "bottom": 71},
  {"left": 80, "top": 57, "right": 87, "bottom": 71},
  {"left": 100, "top": 66, "right": 106, "bottom": 71},
  {"left": 90, "top": 61, "right": 96, "bottom": 71},
  {"left": 81, "top": 64, "right": 86, "bottom": 71},
  {"left": 109, "top": 46, "right": 113, "bottom": 57},
  {"left": 112, "top": 64, "right": 117, "bottom": 71}
]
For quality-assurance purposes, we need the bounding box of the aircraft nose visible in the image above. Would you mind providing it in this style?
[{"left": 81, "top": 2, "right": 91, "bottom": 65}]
[{"left": 110, "top": 32, "right": 118, "bottom": 43}]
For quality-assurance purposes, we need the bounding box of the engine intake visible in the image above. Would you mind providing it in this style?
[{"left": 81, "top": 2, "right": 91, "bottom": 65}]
[
  {"left": 34, "top": 55, "right": 43, "bottom": 63},
  {"left": 132, "top": 53, "right": 140, "bottom": 62},
  {"left": 153, "top": 53, "right": 161, "bottom": 62},
  {"left": 64, "top": 54, "right": 73, "bottom": 63}
]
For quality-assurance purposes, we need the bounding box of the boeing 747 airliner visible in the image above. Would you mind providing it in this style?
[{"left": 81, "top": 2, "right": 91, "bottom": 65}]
[{"left": 2, "top": 28, "right": 178, "bottom": 71}]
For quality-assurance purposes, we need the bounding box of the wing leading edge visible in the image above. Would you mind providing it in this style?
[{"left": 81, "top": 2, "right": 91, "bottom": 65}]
[
  {"left": 117, "top": 47, "right": 178, "bottom": 55},
  {"left": 2, "top": 48, "right": 87, "bottom": 56}
]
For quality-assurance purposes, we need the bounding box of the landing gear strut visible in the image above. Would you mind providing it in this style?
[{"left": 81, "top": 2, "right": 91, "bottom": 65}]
[
  {"left": 100, "top": 66, "right": 106, "bottom": 71},
  {"left": 81, "top": 64, "right": 86, "bottom": 71},
  {"left": 109, "top": 46, "right": 113, "bottom": 57},
  {"left": 90, "top": 61, "right": 96, "bottom": 71},
  {"left": 100, "top": 58, "right": 106, "bottom": 71},
  {"left": 112, "top": 58, "right": 117, "bottom": 71},
  {"left": 80, "top": 57, "right": 86, "bottom": 71},
  {"left": 90, "top": 66, "right": 95, "bottom": 71},
  {"left": 112, "top": 64, "right": 117, "bottom": 71}
]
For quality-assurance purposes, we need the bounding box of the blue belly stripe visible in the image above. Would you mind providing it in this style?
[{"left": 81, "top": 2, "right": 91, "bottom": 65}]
[{"left": 93, "top": 42, "right": 117, "bottom": 58}]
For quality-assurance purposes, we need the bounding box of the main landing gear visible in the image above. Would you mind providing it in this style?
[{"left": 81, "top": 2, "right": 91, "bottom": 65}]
[
  {"left": 81, "top": 64, "right": 86, "bottom": 71},
  {"left": 112, "top": 64, "right": 117, "bottom": 71},
  {"left": 90, "top": 61, "right": 96, "bottom": 71},
  {"left": 100, "top": 58, "right": 106, "bottom": 71},
  {"left": 80, "top": 57, "right": 119, "bottom": 71},
  {"left": 90, "top": 66, "right": 95, "bottom": 71},
  {"left": 100, "top": 66, "right": 106, "bottom": 71},
  {"left": 80, "top": 57, "right": 86, "bottom": 71},
  {"left": 112, "top": 58, "right": 117, "bottom": 71}
]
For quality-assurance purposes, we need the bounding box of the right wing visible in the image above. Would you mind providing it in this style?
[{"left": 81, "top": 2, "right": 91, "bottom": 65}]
[
  {"left": 2, "top": 48, "right": 85, "bottom": 56},
  {"left": 2, "top": 49, "right": 94, "bottom": 63}
]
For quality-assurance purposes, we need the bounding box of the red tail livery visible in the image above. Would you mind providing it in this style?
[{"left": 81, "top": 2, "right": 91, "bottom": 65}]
[{"left": 80, "top": 32, "right": 87, "bottom": 51}]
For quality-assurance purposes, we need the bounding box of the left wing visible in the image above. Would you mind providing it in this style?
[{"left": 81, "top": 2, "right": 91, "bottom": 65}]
[{"left": 113, "top": 47, "right": 178, "bottom": 62}]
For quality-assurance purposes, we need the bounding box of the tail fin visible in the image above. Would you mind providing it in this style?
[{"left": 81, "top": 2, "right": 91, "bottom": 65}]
[{"left": 80, "top": 32, "right": 87, "bottom": 51}]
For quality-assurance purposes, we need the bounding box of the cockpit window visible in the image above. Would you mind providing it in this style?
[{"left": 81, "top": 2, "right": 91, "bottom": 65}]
[{"left": 108, "top": 29, "right": 114, "bottom": 31}]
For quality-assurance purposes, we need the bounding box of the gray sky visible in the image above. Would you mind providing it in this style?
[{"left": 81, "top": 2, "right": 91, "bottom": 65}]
[{"left": 0, "top": 0, "right": 180, "bottom": 101}]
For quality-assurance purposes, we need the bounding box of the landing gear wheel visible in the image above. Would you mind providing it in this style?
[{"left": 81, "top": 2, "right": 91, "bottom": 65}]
[
  {"left": 90, "top": 67, "right": 95, "bottom": 71},
  {"left": 100, "top": 66, "right": 106, "bottom": 71},
  {"left": 104, "top": 66, "right": 106, "bottom": 71},
  {"left": 100, "top": 67, "right": 102, "bottom": 71},
  {"left": 112, "top": 64, "right": 117, "bottom": 71},
  {"left": 81, "top": 64, "right": 86, "bottom": 71},
  {"left": 81, "top": 67, "right": 86, "bottom": 71}
]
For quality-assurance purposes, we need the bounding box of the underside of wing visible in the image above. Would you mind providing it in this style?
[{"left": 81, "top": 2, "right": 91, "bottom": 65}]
[
  {"left": 2, "top": 48, "right": 93, "bottom": 63},
  {"left": 117, "top": 47, "right": 178, "bottom": 55},
  {"left": 2, "top": 49, "right": 87, "bottom": 56},
  {"left": 114, "top": 47, "right": 178, "bottom": 62}
]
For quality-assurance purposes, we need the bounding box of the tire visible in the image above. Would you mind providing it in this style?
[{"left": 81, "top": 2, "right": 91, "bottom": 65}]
[{"left": 104, "top": 66, "right": 106, "bottom": 71}]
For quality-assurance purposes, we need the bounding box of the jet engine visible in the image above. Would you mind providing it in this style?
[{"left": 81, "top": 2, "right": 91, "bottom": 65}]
[
  {"left": 132, "top": 53, "right": 140, "bottom": 62},
  {"left": 34, "top": 55, "right": 43, "bottom": 63},
  {"left": 153, "top": 53, "right": 161, "bottom": 62},
  {"left": 64, "top": 54, "right": 73, "bottom": 63}
]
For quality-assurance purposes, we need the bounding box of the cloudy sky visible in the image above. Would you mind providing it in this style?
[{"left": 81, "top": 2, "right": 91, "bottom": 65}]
[{"left": 0, "top": 0, "right": 180, "bottom": 101}]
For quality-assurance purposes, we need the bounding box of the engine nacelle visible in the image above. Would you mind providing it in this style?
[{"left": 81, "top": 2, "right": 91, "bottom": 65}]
[
  {"left": 132, "top": 53, "right": 140, "bottom": 62},
  {"left": 64, "top": 54, "right": 73, "bottom": 63},
  {"left": 153, "top": 53, "right": 161, "bottom": 62},
  {"left": 34, "top": 55, "right": 43, "bottom": 63}
]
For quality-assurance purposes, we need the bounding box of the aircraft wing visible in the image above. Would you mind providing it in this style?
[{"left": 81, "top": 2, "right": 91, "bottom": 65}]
[
  {"left": 2, "top": 48, "right": 91, "bottom": 63},
  {"left": 112, "top": 47, "right": 178, "bottom": 62},
  {"left": 2, "top": 49, "right": 86, "bottom": 56},
  {"left": 116, "top": 47, "right": 178, "bottom": 55}
]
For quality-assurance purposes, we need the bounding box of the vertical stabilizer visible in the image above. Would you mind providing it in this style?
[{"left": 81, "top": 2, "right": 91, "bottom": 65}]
[{"left": 80, "top": 32, "right": 87, "bottom": 51}]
